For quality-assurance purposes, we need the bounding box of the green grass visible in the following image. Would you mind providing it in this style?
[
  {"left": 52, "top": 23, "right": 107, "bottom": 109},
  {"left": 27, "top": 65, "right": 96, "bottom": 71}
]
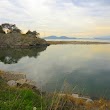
[
  {"left": 1, "top": 74, "right": 110, "bottom": 110},
  {"left": 0, "top": 76, "right": 46, "bottom": 110}
]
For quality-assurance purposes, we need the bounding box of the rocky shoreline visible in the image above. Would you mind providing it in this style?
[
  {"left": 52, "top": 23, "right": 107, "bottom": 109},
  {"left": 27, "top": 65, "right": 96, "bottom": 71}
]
[
  {"left": 0, "top": 70, "right": 93, "bottom": 102},
  {"left": 1, "top": 70, "right": 110, "bottom": 109},
  {"left": 0, "top": 44, "right": 50, "bottom": 48},
  {"left": 0, "top": 70, "right": 37, "bottom": 89},
  {"left": 0, "top": 33, "right": 50, "bottom": 48}
]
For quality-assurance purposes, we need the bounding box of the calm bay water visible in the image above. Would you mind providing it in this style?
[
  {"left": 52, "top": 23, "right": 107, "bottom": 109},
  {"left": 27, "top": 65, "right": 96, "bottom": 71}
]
[{"left": 0, "top": 44, "right": 110, "bottom": 99}]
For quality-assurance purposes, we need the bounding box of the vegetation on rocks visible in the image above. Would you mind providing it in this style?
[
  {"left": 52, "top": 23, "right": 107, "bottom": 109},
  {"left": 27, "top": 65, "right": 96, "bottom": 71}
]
[
  {"left": 0, "top": 23, "right": 49, "bottom": 48},
  {"left": 0, "top": 70, "right": 46, "bottom": 110},
  {"left": 26, "top": 30, "right": 40, "bottom": 37}
]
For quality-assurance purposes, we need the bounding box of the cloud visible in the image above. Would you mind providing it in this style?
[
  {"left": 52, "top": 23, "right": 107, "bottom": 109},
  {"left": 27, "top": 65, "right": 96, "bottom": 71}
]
[
  {"left": 0, "top": 0, "right": 110, "bottom": 37},
  {"left": 72, "top": 0, "right": 110, "bottom": 7}
]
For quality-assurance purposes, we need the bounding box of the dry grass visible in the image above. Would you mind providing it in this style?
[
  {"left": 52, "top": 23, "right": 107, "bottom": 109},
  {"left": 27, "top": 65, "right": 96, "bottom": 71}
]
[
  {"left": 1, "top": 70, "right": 110, "bottom": 110},
  {"left": 46, "top": 94, "right": 110, "bottom": 110},
  {"left": 0, "top": 70, "right": 5, "bottom": 76}
]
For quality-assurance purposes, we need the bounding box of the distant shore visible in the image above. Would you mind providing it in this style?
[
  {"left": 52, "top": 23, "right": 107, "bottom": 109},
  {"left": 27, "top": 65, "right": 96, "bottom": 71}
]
[{"left": 47, "top": 41, "right": 110, "bottom": 45}]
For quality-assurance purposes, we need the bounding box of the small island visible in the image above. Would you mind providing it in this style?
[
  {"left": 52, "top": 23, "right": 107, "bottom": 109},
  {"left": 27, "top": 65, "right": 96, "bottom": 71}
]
[{"left": 0, "top": 23, "right": 49, "bottom": 48}]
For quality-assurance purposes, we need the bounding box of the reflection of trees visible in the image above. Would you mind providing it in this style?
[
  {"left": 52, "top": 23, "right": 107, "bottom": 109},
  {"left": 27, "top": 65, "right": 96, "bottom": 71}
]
[{"left": 0, "top": 47, "right": 47, "bottom": 64}]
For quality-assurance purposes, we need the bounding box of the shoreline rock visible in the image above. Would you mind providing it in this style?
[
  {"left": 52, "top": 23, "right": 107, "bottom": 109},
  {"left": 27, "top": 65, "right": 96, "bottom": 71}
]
[
  {"left": 0, "top": 23, "right": 50, "bottom": 48},
  {"left": 7, "top": 80, "right": 17, "bottom": 87},
  {"left": 0, "top": 33, "right": 50, "bottom": 48},
  {"left": 59, "top": 93, "right": 94, "bottom": 103},
  {"left": 1, "top": 70, "right": 110, "bottom": 110},
  {"left": 72, "top": 93, "right": 94, "bottom": 103},
  {"left": 1, "top": 70, "right": 94, "bottom": 102},
  {"left": 1, "top": 71, "right": 26, "bottom": 81},
  {"left": 0, "top": 70, "right": 38, "bottom": 91}
]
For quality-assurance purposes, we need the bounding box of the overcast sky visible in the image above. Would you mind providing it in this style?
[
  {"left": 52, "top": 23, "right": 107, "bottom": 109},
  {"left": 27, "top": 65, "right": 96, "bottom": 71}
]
[{"left": 0, "top": 0, "right": 110, "bottom": 37}]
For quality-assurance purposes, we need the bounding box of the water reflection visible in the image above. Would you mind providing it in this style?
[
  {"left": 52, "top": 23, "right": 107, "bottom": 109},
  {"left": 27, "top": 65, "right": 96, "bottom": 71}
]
[
  {"left": 0, "top": 47, "right": 47, "bottom": 64},
  {"left": 0, "top": 45, "right": 110, "bottom": 99}
]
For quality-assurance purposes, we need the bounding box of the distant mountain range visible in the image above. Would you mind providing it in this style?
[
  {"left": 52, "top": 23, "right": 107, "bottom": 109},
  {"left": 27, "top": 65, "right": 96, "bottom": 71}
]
[
  {"left": 44, "top": 35, "right": 110, "bottom": 40},
  {"left": 44, "top": 36, "right": 76, "bottom": 39}
]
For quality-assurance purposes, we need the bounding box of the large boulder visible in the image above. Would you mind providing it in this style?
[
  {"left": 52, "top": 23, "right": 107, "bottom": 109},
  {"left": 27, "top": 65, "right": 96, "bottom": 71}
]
[
  {"left": 1, "top": 72, "right": 26, "bottom": 81},
  {"left": 86, "top": 99, "right": 94, "bottom": 103},
  {"left": 16, "top": 78, "right": 36, "bottom": 86},
  {"left": 7, "top": 80, "right": 17, "bottom": 87}
]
